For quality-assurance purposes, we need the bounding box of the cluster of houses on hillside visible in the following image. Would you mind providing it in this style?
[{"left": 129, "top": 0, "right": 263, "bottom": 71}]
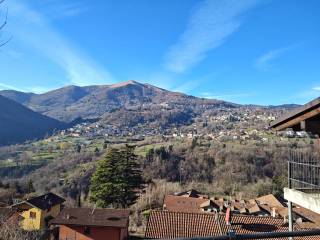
[
  {"left": 0, "top": 192, "right": 129, "bottom": 240},
  {"left": 59, "top": 122, "right": 163, "bottom": 139},
  {"left": 49, "top": 103, "right": 316, "bottom": 145}
]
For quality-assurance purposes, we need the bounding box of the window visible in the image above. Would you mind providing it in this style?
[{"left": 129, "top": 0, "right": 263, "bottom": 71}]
[
  {"left": 30, "top": 212, "right": 36, "bottom": 219},
  {"left": 84, "top": 226, "right": 91, "bottom": 235}
]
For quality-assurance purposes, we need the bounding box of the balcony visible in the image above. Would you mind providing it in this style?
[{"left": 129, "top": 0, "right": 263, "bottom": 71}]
[{"left": 284, "top": 150, "right": 320, "bottom": 214}]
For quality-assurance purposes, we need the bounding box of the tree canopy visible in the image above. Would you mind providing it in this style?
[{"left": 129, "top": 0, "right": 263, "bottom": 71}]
[{"left": 90, "top": 145, "right": 144, "bottom": 208}]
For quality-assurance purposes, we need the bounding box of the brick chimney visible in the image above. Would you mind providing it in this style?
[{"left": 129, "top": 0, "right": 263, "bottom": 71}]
[{"left": 226, "top": 207, "right": 232, "bottom": 225}]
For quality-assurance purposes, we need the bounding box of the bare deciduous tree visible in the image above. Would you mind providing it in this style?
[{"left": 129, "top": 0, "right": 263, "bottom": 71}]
[
  {"left": 0, "top": 221, "right": 42, "bottom": 240},
  {"left": 0, "top": 0, "right": 11, "bottom": 47}
]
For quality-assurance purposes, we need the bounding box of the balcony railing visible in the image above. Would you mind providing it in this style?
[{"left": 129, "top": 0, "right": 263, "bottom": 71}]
[{"left": 288, "top": 150, "right": 320, "bottom": 192}]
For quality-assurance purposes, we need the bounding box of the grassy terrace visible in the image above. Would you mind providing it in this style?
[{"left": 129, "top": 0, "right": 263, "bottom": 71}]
[{"left": 0, "top": 135, "right": 171, "bottom": 170}]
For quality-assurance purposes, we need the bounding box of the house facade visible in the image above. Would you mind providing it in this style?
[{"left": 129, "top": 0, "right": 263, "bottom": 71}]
[{"left": 12, "top": 192, "right": 65, "bottom": 231}]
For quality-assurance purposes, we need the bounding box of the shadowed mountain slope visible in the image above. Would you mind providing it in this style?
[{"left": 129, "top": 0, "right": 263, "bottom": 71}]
[{"left": 0, "top": 95, "right": 66, "bottom": 146}]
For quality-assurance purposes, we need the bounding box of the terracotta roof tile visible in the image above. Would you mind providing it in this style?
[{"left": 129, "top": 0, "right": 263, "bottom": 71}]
[
  {"left": 256, "top": 194, "right": 284, "bottom": 208},
  {"left": 145, "top": 210, "right": 320, "bottom": 239},
  {"left": 174, "top": 189, "right": 208, "bottom": 198},
  {"left": 248, "top": 204, "right": 261, "bottom": 214},
  {"left": 294, "top": 206, "right": 320, "bottom": 225},
  {"left": 145, "top": 210, "right": 227, "bottom": 239},
  {"left": 163, "top": 195, "right": 213, "bottom": 213}
]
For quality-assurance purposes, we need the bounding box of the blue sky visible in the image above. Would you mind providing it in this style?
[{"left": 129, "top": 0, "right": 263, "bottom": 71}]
[{"left": 0, "top": 0, "right": 319, "bottom": 105}]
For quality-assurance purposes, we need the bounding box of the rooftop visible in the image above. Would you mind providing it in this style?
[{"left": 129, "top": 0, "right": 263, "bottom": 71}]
[
  {"left": 145, "top": 210, "right": 320, "bottom": 239},
  {"left": 163, "top": 195, "right": 215, "bottom": 213},
  {"left": 12, "top": 192, "right": 65, "bottom": 210},
  {"left": 270, "top": 97, "right": 320, "bottom": 131},
  {"left": 256, "top": 194, "right": 284, "bottom": 208},
  {"left": 50, "top": 208, "right": 130, "bottom": 228},
  {"left": 174, "top": 189, "right": 208, "bottom": 198}
]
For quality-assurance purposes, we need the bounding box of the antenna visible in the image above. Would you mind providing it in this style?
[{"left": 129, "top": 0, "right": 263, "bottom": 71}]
[{"left": 91, "top": 204, "right": 96, "bottom": 215}]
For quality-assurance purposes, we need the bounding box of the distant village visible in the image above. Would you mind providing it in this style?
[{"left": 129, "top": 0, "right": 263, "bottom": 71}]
[{"left": 56, "top": 106, "right": 316, "bottom": 144}]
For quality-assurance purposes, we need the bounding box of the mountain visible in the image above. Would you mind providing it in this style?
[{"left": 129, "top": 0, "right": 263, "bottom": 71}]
[
  {"left": 0, "top": 80, "right": 236, "bottom": 123},
  {"left": 0, "top": 95, "right": 66, "bottom": 146}
]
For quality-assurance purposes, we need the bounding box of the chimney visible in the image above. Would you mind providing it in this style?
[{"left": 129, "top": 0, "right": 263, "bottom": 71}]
[
  {"left": 272, "top": 207, "right": 276, "bottom": 218},
  {"left": 66, "top": 214, "right": 70, "bottom": 219},
  {"left": 226, "top": 207, "right": 232, "bottom": 225}
]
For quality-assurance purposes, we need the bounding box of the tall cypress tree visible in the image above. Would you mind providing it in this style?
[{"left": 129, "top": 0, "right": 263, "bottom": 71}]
[
  {"left": 90, "top": 148, "right": 121, "bottom": 208},
  {"left": 90, "top": 146, "right": 144, "bottom": 208},
  {"left": 119, "top": 144, "right": 144, "bottom": 208}
]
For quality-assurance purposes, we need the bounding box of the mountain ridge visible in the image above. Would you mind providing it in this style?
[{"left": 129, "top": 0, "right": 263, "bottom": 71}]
[{"left": 0, "top": 80, "right": 232, "bottom": 122}]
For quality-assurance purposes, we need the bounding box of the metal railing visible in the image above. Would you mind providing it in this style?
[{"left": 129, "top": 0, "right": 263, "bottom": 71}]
[
  {"left": 154, "top": 229, "right": 320, "bottom": 240},
  {"left": 288, "top": 150, "right": 320, "bottom": 191}
]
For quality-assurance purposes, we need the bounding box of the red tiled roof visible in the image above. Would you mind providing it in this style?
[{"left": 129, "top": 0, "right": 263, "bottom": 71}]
[
  {"left": 163, "top": 195, "right": 212, "bottom": 213},
  {"left": 297, "top": 222, "right": 320, "bottom": 229},
  {"left": 256, "top": 194, "right": 284, "bottom": 208},
  {"left": 50, "top": 208, "right": 130, "bottom": 228},
  {"left": 146, "top": 210, "right": 226, "bottom": 238},
  {"left": 145, "top": 210, "right": 320, "bottom": 239},
  {"left": 294, "top": 206, "right": 320, "bottom": 225},
  {"left": 174, "top": 189, "right": 208, "bottom": 198},
  {"left": 248, "top": 204, "right": 261, "bottom": 214}
]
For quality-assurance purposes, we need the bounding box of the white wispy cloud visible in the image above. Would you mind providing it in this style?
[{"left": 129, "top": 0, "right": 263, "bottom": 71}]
[
  {"left": 43, "top": 0, "right": 88, "bottom": 18},
  {"left": 164, "top": 0, "right": 260, "bottom": 73},
  {"left": 172, "top": 72, "right": 219, "bottom": 94},
  {"left": 286, "top": 86, "right": 320, "bottom": 104},
  {"left": 255, "top": 45, "right": 296, "bottom": 71},
  {"left": 6, "top": 0, "right": 113, "bottom": 86},
  {"left": 55, "top": 2, "right": 86, "bottom": 17},
  {"left": 312, "top": 86, "right": 320, "bottom": 91},
  {"left": 173, "top": 80, "right": 201, "bottom": 94}
]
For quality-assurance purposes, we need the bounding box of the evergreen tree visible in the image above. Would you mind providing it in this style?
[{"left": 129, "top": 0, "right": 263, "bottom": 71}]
[
  {"left": 90, "top": 145, "right": 144, "bottom": 208},
  {"left": 118, "top": 145, "right": 144, "bottom": 208},
  {"left": 94, "top": 147, "right": 100, "bottom": 156},
  {"left": 75, "top": 144, "right": 81, "bottom": 153},
  {"left": 90, "top": 148, "right": 121, "bottom": 208},
  {"left": 103, "top": 140, "right": 108, "bottom": 149},
  {"left": 14, "top": 181, "right": 22, "bottom": 194},
  {"left": 28, "top": 179, "right": 35, "bottom": 193}
]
